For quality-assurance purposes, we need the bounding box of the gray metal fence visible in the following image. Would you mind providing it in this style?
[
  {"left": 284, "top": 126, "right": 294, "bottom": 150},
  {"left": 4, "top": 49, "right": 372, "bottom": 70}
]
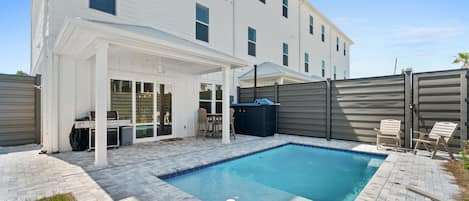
[
  {"left": 413, "top": 70, "right": 468, "bottom": 150},
  {"left": 0, "top": 74, "right": 41, "bottom": 146},
  {"left": 238, "top": 86, "right": 276, "bottom": 103},
  {"left": 238, "top": 69, "right": 468, "bottom": 150},
  {"left": 330, "top": 75, "right": 406, "bottom": 143},
  {"left": 278, "top": 82, "right": 327, "bottom": 137}
]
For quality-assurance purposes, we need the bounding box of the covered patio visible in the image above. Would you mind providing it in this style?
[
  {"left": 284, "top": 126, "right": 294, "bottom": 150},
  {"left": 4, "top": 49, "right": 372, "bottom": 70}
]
[{"left": 47, "top": 18, "right": 248, "bottom": 166}]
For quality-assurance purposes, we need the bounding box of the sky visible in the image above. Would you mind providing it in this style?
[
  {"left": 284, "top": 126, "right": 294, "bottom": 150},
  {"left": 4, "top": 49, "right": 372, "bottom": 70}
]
[
  {"left": 311, "top": 0, "right": 469, "bottom": 77},
  {"left": 0, "top": 0, "right": 30, "bottom": 75},
  {"left": 0, "top": 1, "right": 467, "bottom": 78}
]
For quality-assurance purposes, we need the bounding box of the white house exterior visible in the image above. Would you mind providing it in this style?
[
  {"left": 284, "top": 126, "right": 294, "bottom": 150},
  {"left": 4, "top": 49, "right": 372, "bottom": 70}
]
[{"left": 31, "top": 0, "right": 352, "bottom": 165}]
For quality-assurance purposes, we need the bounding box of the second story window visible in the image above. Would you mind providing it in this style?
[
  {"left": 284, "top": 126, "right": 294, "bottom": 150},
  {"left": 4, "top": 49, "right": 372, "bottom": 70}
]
[
  {"left": 282, "top": 0, "right": 288, "bottom": 18},
  {"left": 333, "top": 65, "right": 337, "bottom": 80},
  {"left": 248, "top": 27, "right": 257, "bottom": 57},
  {"left": 344, "top": 42, "right": 347, "bottom": 56},
  {"left": 90, "top": 0, "right": 116, "bottom": 15},
  {"left": 336, "top": 37, "right": 340, "bottom": 52},
  {"left": 309, "top": 16, "right": 314, "bottom": 35},
  {"left": 304, "top": 53, "right": 309, "bottom": 72},
  {"left": 283, "top": 43, "right": 289, "bottom": 66},
  {"left": 196, "top": 3, "right": 209, "bottom": 43},
  {"left": 321, "top": 25, "right": 325, "bottom": 42},
  {"left": 321, "top": 60, "right": 325, "bottom": 77}
]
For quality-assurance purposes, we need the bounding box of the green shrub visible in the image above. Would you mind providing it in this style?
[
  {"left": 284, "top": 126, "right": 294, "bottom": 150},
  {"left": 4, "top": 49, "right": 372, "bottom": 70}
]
[
  {"left": 463, "top": 141, "right": 469, "bottom": 171},
  {"left": 37, "top": 193, "right": 75, "bottom": 201}
]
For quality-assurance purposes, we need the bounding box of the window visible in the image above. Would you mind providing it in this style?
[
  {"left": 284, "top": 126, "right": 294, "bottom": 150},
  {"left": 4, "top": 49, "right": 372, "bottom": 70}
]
[
  {"left": 259, "top": 0, "right": 266, "bottom": 4},
  {"left": 333, "top": 65, "right": 337, "bottom": 80},
  {"left": 196, "top": 3, "right": 209, "bottom": 42},
  {"left": 90, "top": 0, "right": 116, "bottom": 15},
  {"left": 199, "top": 83, "right": 213, "bottom": 113},
  {"left": 282, "top": 0, "right": 288, "bottom": 18},
  {"left": 321, "top": 25, "right": 325, "bottom": 42},
  {"left": 304, "top": 53, "right": 309, "bottom": 72},
  {"left": 309, "top": 16, "right": 314, "bottom": 35},
  {"left": 321, "top": 60, "right": 325, "bottom": 78},
  {"left": 110, "top": 80, "right": 132, "bottom": 121},
  {"left": 248, "top": 27, "right": 257, "bottom": 57},
  {"left": 199, "top": 84, "right": 222, "bottom": 114},
  {"left": 344, "top": 42, "right": 347, "bottom": 56},
  {"left": 336, "top": 37, "right": 340, "bottom": 52},
  {"left": 283, "top": 43, "right": 288, "bottom": 66},
  {"left": 215, "top": 85, "right": 223, "bottom": 113}
]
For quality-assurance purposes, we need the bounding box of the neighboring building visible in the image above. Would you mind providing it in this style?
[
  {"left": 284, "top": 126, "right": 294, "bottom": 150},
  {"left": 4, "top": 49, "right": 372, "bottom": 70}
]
[{"left": 31, "top": 0, "right": 352, "bottom": 164}]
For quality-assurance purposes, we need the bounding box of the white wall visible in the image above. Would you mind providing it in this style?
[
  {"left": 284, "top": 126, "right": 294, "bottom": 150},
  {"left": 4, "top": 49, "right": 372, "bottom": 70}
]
[
  {"left": 39, "top": 0, "right": 351, "bottom": 82},
  {"left": 299, "top": 2, "right": 351, "bottom": 80},
  {"left": 55, "top": 50, "right": 200, "bottom": 151},
  {"left": 33, "top": 0, "right": 352, "bottom": 151}
]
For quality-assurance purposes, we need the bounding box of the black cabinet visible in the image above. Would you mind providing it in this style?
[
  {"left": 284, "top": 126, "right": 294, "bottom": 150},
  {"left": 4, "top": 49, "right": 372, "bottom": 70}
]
[
  {"left": 232, "top": 102, "right": 277, "bottom": 137},
  {"left": 89, "top": 128, "right": 119, "bottom": 149}
]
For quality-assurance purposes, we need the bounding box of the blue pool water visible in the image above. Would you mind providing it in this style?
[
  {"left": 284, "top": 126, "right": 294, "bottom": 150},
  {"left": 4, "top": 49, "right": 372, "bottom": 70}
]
[{"left": 164, "top": 144, "right": 386, "bottom": 201}]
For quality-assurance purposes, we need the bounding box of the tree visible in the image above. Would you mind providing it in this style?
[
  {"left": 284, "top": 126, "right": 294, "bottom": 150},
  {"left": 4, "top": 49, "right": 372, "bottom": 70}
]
[
  {"left": 453, "top": 52, "right": 469, "bottom": 69},
  {"left": 15, "top": 70, "right": 28, "bottom": 76}
]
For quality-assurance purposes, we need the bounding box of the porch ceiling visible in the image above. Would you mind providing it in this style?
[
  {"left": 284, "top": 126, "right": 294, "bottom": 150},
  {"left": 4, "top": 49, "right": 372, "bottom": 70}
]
[{"left": 53, "top": 18, "right": 248, "bottom": 73}]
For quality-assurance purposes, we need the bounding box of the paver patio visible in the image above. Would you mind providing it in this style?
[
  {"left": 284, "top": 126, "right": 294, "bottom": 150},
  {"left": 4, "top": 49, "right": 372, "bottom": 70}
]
[{"left": 0, "top": 134, "right": 460, "bottom": 201}]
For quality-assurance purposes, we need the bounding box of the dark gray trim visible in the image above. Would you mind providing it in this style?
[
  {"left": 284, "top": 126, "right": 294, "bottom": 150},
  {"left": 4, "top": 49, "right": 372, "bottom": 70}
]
[
  {"left": 404, "top": 71, "right": 412, "bottom": 148},
  {"left": 326, "top": 79, "right": 331, "bottom": 140},
  {"left": 35, "top": 75, "right": 42, "bottom": 144},
  {"left": 460, "top": 71, "right": 467, "bottom": 148}
]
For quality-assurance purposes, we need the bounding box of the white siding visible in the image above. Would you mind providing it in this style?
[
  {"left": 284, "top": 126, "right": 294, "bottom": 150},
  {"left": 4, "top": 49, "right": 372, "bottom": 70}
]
[{"left": 32, "top": 0, "right": 352, "bottom": 151}]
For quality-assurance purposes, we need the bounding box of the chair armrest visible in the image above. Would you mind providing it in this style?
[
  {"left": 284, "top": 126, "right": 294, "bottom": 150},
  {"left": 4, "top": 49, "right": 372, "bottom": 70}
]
[
  {"left": 373, "top": 128, "right": 381, "bottom": 133},
  {"left": 413, "top": 131, "right": 429, "bottom": 138}
]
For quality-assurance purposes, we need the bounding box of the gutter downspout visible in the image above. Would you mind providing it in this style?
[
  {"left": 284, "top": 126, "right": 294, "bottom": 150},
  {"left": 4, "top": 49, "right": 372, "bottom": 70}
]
[
  {"left": 253, "top": 65, "right": 257, "bottom": 101},
  {"left": 329, "top": 25, "right": 333, "bottom": 79},
  {"left": 232, "top": 0, "right": 237, "bottom": 103}
]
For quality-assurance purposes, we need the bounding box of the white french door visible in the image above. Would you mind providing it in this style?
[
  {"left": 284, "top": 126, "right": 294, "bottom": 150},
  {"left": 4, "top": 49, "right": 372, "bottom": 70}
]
[
  {"left": 110, "top": 76, "right": 175, "bottom": 143},
  {"left": 133, "top": 81, "right": 174, "bottom": 143}
]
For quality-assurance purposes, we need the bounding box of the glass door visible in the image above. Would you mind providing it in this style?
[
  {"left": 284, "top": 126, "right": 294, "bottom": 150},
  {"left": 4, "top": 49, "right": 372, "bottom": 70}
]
[
  {"left": 157, "top": 83, "right": 173, "bottom": 137},
  {"left": 135, "top": 81, "right": 155, "bottom": 140}
]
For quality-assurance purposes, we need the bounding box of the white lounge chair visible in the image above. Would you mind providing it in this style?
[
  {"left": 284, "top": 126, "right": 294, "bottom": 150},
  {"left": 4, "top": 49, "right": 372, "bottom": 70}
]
[
  {"left": 413, "top": 122, "right": 457, "bottom": 159},
  {"left": 375, "top": 119, "right": 402, "bottom": 150}
]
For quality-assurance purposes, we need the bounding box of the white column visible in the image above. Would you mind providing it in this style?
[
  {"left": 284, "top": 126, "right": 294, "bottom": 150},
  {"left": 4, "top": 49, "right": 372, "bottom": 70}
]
[
  {"left": 222, "top": 66, "right": 231, "bottom": 144},
  {"left": 211, "top": 84, "right": 216, "bottom": 114},
  {"left": 95, "top": 42, "right": 109, "bottom": 167}
]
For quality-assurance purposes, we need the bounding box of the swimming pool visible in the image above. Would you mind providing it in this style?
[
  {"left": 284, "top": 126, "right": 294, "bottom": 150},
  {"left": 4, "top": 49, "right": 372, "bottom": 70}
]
[{"left": 162, "top": 143, "right": 386, "bottom": 201}]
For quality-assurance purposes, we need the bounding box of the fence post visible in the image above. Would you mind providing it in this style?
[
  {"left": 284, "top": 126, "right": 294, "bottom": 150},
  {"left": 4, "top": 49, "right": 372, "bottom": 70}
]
[
  {"left": 274, "top": 83, "right": 279, "bottom": 133},
  {"left": 404, "top": 70, "right": 412, "bottom": 148},
  {"left": 35, "top": 75, "right": 42, "bottom": 144},
  {"left": 236, "top": 86, "right": 240, "bottom": 103},
  {"left": 460, "top": 70, "right": 468, "bottom": 149},
  {"left": 326, "top": 79, "right": 331, "bottom": 141}
]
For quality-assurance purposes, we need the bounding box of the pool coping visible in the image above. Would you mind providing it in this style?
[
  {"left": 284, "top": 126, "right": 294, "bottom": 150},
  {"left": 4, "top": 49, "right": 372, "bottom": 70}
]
[{"left": 158, "top": 141, "right": 391, "bottom": 201}]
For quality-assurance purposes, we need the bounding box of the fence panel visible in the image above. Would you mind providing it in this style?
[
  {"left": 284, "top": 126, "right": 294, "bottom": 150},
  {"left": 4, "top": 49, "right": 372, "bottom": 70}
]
[
  {"left": 413, "top": 70, "right": 468, "bottom": 150},
  {"left": 277, "top": 82, "right": 327, "bottom": 137},
  {"left": 0, "top": 74, "right": 40, "bottom": 146},
  {"left": 330, "top": 75, "right": 406, "bottom": 143},
  {"left": 238, "top": 86, "right": 275, "bottom": 103}
]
